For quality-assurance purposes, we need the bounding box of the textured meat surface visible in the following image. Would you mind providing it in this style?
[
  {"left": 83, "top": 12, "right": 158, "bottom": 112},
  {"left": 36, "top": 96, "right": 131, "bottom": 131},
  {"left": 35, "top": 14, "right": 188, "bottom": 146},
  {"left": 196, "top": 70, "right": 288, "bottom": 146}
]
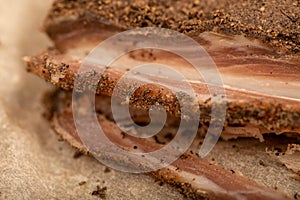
[{"left": 46, "top": 0, "right": 300, "bottom": 54}]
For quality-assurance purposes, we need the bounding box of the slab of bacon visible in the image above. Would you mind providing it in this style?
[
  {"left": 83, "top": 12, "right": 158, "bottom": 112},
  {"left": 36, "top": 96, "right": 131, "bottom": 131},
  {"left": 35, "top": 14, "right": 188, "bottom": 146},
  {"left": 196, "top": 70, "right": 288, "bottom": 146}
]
[{"left": 24, "top": 0, "right": 300, "bottom": 199}]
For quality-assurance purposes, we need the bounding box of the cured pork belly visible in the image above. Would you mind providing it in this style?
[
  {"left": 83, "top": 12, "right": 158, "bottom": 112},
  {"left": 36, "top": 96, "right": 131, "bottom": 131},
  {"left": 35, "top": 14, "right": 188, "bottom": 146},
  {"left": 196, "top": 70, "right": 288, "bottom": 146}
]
[
  {"left": 26, "top": 32, "right": 300, "bottom": 137},
  {"left": 24, "top": 0, "right": 300, "bottom": 199}
]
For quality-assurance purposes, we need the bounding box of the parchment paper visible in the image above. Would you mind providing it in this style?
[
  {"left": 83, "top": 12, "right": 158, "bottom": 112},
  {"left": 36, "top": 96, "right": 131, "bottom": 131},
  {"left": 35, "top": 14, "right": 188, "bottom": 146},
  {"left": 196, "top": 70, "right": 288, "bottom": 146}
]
[{"left": 0, "top": 1, "right": 185, "bottom": 199}]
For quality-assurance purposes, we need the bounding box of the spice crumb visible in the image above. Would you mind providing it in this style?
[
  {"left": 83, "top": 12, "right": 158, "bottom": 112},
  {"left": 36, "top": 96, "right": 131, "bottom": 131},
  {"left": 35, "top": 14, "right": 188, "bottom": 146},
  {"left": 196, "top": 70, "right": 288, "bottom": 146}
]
[
  {"left": 92, "top": 185, "right": 107, "bottom": 199},
  {"left": 104, "top": 167, "right": 111, "bottom": 173},
  {"left": 79, "top": 181, "right": 86, "bottom": 186}
]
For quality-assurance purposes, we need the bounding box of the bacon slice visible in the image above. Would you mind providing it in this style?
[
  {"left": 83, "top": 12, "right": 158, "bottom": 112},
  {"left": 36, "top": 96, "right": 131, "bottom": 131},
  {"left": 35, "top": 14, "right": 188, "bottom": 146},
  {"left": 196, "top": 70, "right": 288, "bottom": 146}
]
[
  {"left": 44, "top": 0, "right": 300, "bottom": 54},
  {"left": 24, "top": 35, "right": 300, "bottom": 137},
  {"left": 49, "top": 97, "right": 288, "bottom": 200}
]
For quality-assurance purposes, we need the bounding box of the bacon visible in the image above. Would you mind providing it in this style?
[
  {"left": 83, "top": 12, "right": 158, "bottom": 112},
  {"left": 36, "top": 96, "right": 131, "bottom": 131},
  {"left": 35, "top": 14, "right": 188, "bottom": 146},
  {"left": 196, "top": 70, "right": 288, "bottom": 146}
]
[
  {"left": 24, "top": 0, "right": 300, "bottom": 198},
  {"left": 24, "top": 34, "right": 300, "bottom": 136},
  {"left": 50, "top": 103, "right": 288, "bottom": 200}
]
